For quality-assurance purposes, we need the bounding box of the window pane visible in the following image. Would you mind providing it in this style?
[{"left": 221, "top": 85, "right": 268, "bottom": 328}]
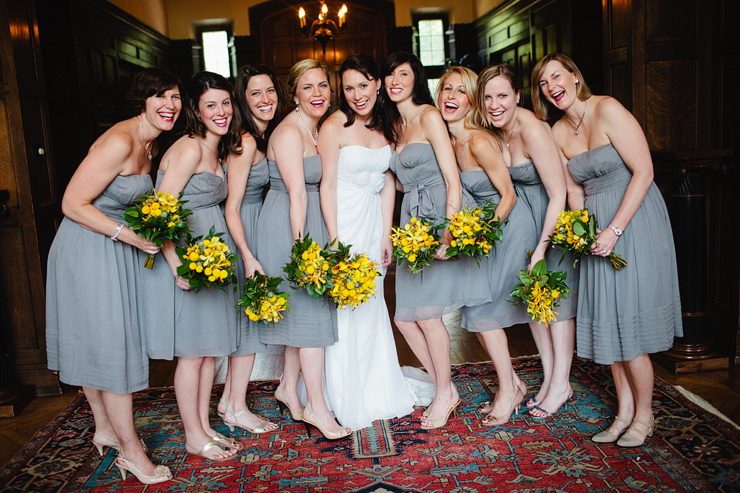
[
  {"left": 418, "top": 19, "right": 445, "bottom": 67},
  {"left": 203, "top": 30, "right": 230, "bottom": 78},
  {"left": 428, "top": 78, "right": 439, "bottom": 97}
]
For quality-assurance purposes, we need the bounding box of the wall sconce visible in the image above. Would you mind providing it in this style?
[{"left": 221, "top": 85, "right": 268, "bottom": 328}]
[{"left": 298, "top": 2, "right": 348, "bottom": 55}]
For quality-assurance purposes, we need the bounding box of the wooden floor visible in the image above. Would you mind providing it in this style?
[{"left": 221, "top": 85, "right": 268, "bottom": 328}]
[{"left": 2, "top": 264, "right": 739, "bottom": 469}]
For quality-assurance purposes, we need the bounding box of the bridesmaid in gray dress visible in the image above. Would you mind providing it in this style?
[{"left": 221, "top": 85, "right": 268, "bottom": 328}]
[
  {"left": 478, "top": 63, "right": 578, "bottom": 421},
  {"left": 216, "top": 65, "right": 287, "bottom": 435},
  {"left": 380, "top": 53, "right": 490, "bottom": 430},
  {"left": 253, "top": 59, "right": 348, "bottom": 440},
  {"left": 157, "top": 72, "right": 241, "bottom": 461},
  {"left": 435, "top": 66, "right": 532, "bottom": 427},
  {"left": 533, "top": 53, "right": 682, "bottom": 447},
  {"left": 46, "top": 68, "right": 179, "bottom": 484}
]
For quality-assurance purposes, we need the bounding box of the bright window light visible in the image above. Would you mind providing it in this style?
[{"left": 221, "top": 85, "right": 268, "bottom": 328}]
[
  {"left": 418, "top": 19, "right": 445, "bottom": 66},
  {"left": 428, "top": 78, "right": 440, "bottom": 97},
  {"left": 202, "top": 30, "right": 230, "bottom": 78}
]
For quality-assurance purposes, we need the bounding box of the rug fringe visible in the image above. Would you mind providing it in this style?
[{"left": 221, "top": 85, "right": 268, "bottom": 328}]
[{"left": 675, "top": 385, "right": 740, "bottom": 431}]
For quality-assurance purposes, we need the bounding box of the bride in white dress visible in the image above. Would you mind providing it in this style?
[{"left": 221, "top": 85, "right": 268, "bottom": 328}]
[{"left": 315, "top": 54, "right": 434, "bottom": 431}]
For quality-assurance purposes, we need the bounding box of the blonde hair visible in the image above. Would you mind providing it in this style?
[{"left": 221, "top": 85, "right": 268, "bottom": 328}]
[
  {"left": 287, "top": 59, "right": 331, "bottom": 105},
  {"left": 435, "top": 66, "right": 479, "bottom": 130},
  {"left": 531, "top": 53, "right": 592, "bottom": 120}
]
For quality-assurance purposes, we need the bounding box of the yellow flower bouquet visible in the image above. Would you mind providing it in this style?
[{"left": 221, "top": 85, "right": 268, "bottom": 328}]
[
  {"left": 176, "top": 226, "right": 238, "bottom": 292},
  {"left": 441, "top": 199, "right": 503, "bottom": 261},
  {"left": 549, "top": 209, "right": 627, "bottom": 270},
  {"left": 509, "top": 259, "right": 572, "bottom": 326},
  {"left": 326, "top": 241, "right": 380, "bottom": 309},
  {"left": 390, "top": 217, "right": 441, "bottom": 274},
  {"left": 283, "top": 234, "right": 333, "bottom": 299},
  {"left": 123, "top": 189, "right": 192, "bottom": 269},
  {"left": 237, "top": 272, "right": 289, "bottom": 325}
]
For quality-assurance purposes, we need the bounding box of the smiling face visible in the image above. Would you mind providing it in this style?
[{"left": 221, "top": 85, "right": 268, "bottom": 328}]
[
  {"left": 342, "top": 69, "right": 380, "bottom": 117},
  {"left": 483, "top": 75, "right": 520, "bottom": 128},
  {"left": 245, "top": 74, "right": 278, "bottom": 126},
  {"left": 537, "top": 59, "right": 579, "bottom": 110},
  {"left": 384, "top": 62, "right": 414, "bottom": 103},
  {"left": 144, "top": 87, "right": 182, "bottom": 131},
  {"left": 438, "top": 72, "right": 471, "bottom": 124},
  {"left": 197, "top": 88, "right": 233, "bottom": 136},
  {"left": 295, "top": 67, "right": 331, "bottom": 119}
]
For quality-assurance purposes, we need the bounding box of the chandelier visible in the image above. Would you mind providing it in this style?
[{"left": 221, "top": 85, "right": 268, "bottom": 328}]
[{"left": 298, "top": 2, "right": 348, "bottom": 54}]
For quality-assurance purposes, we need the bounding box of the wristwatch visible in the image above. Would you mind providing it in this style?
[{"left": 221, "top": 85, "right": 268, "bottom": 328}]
[{"left": 608, "top": 224, "right": 622, "bottom": 236}]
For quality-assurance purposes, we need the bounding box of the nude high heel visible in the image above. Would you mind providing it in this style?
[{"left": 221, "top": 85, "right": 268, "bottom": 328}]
[
  {"left": 116, "top": 455, "right": 172, "bottom": 484},
  {"left": 616, "top": 417, "right": 654, "bottom": 447}
]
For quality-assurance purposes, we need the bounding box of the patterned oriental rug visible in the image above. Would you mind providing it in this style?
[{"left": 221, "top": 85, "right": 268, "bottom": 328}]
[{"left": 2, "top": 357, "right": 739, "bottom": 492}]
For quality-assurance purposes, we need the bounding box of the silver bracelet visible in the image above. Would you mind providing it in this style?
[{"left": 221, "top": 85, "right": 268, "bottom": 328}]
[{"left": 111, "top": 222, "right": 124, "bottom": 242}]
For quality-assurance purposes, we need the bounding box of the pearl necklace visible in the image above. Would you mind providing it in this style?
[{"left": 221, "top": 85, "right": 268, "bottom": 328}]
[
  {"left": 295, "top": 107, "right": 318, "bottom": 147},
  {"left": 565, "top": 100, "right": 587, "bottom": 135},
  {"left": 138, "top": 115, "right": 153, "bottom": 160}
]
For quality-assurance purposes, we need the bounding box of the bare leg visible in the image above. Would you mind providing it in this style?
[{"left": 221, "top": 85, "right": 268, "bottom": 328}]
[
  {"left": 475, "top": 330, "right": 520, "bottom": 423},
  {"left": 223, "top": 354, "right": 277, "bottom": 432},
  {"left": 175, "top": 357, "right": 236, "bottom": 460},
  {"left": 529, "top": 318, "right": 575, "bottom": 416},
  {"left": 395, "top": 319, "right": 438, "bottom": 386},
  {"left": 417, "top": 317, "right": 459, "bottom": 427},
  {"left": 275, "top": 346, "right": 303, "bottom": 414},
  {"left": 620, "top": 354, "right": 655, "bottom": 440},
  {"left": 83, "top": 387, "right": 115, "bottom": 440},
  {"left": 528, "top": 321, "right": 554, "bottom": 404},
  {"left": 198, "top": 357, "right": 218, "bottom": 436},
  {"left": 218, "top": 365, "right": 231, "bottom": 416},
  {"left": 100, "top": 391, "right": 157, "bottom": 476},
  {"left": 301, "top": 346, "right": 348, "bottom": 436}
]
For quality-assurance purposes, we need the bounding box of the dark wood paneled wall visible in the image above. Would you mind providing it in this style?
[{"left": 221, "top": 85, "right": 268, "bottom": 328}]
[{"left": 475, "top": 0, "right": 602, "bottom": 109}]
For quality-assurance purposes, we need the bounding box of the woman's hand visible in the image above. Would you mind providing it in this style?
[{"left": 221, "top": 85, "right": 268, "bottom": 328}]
[
  {"left": 380, "top": 236, "right": 393, "bottom": 267},
  {"left": 127, "top": 232, "right": 160, "bottom": 255},
  {"left": 591, "top": 228, "right": 618, "bottom": 257},
  {"left": 434, "top": 243, "right": 450, "bottom": 260},
  {"left": 244, "top": 256, "right": 266, "bottom": 277},
  {"left": 528, "top": 247, "right": 546, "bottom": 271},
  {"left": 175, "top": 276, "right": 191, "bottom": 291}
]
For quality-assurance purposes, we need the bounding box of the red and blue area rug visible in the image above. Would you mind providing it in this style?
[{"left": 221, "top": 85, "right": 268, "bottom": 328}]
[{"left": 1, "top": 357, "right": 738, "bottom": 492}]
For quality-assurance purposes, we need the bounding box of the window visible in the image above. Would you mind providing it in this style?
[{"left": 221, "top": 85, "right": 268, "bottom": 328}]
[
  {"left": 202, "top": 30, "right": 231, "bottom": 78},
  {"left": 417, "top": 19, "right": 445, "bottom": 67},
  {"left": 412, "top": 12, "right": 449, "bottom": 85}
]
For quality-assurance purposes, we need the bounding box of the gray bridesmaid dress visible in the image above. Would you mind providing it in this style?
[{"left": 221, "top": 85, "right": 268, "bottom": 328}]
[
  {"left": 459, "top": 170, "right": 537, "bottom": 331},
  {"left": 142, "top": 170, "right": 238, "bottom": 360},
  {"left": 231, "top": 157, "right": 269, "bottom": 356},
  {"left": 509, "top": 161, "right": 578, "bottom": 321},
  {"left": 567, "top": 144, "right": 682, "bottom": 364},
  {"left": 253, "top": 156, "right": 337, "bottom": 347},
  {"left": 389, "top": 143, "right": 491, "bottom": 322},
  {"left": 46, "top": 174, "right": 151, "bottom": 394}
]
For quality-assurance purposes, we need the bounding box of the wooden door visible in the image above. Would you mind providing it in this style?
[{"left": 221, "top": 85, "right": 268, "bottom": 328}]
[{"left": 0, "top": 0, "right": 60, "bottom": 396}]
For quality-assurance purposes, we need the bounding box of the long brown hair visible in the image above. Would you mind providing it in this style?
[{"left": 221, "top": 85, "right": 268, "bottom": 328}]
[{"left": 531, "top": 53, "right": 592, "bottom": 120}]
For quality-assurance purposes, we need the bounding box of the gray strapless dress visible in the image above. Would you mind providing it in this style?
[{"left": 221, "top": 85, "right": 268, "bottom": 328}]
[
  {"left": 567, "top": 144, "right": 682, "bottom": 364},
  {"left": 253, "top": 156, "right": 338, "bottom": 347},
  {"left": 230, "top": 157, "right": 269, "bottom": 356},
  {"left": 509, "top": 161, "right": 578, "bottom": 321},
  {"left": 459, "top": 170, "right": 537, "bottom": 330},
  {"left": 390, "top": 143, "right": 491, "bottom": 322},
  {"left": 141, "top": 170, "right": 238, "bottom": 360},
  {"left": 46, "top": 174, "right": 151, "bottom": 394}
]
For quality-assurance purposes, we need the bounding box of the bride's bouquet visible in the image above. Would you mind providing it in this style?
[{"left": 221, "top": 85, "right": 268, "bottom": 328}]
[
  {"left": 122, "top": 189, "right": 192, "bottom": 269},
  {"left": 390, "top": 217, "right": 441, "bottom": 273},
  {"left": 326, "top": 240, "right": 380, "bottom": 309}
]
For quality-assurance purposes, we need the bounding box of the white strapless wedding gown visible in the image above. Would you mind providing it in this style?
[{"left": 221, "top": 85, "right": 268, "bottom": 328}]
[{"left": 302, "top": 145, "right": 434, "bottom": 431}]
